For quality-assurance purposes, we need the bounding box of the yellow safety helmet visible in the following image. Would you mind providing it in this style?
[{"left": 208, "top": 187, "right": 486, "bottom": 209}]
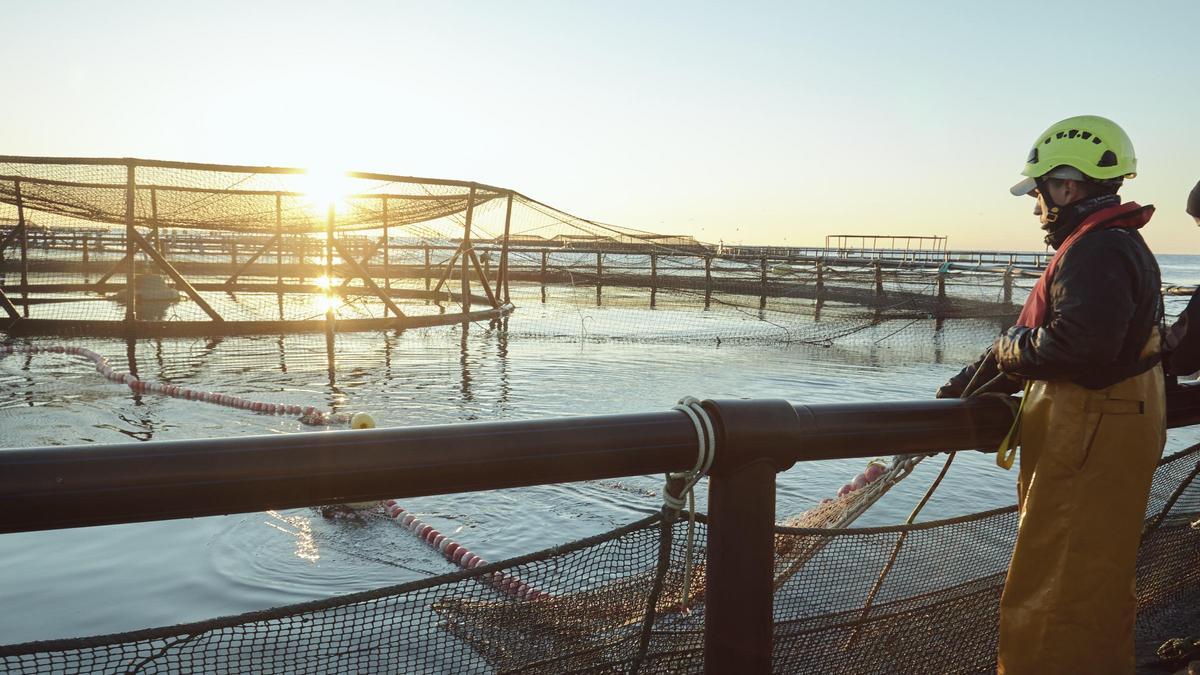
[{"left": 1010, "top": 115, "right": 1137, "bottom": 196}]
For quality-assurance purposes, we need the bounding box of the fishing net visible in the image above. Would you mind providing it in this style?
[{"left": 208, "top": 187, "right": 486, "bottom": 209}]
[
  {"left": 0, "top": 158, "right": 512, "bottom": 336},
  {"left": 496, "top": 193, "right": 1037, "bottom": 351},
  {"left": 0, "top": 156, "right": 1040, "bottom": 352},
  {"left": 3, "top": 440, "right": 1198, "bottom": 674}
]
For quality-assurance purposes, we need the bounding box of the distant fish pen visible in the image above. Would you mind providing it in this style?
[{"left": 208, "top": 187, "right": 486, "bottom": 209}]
[
  {"left": 0, "top": 156, "right": 518, "bottom": 338},
  {"left": 0, "top": 155, "right": 1054, "bottom": 347}
]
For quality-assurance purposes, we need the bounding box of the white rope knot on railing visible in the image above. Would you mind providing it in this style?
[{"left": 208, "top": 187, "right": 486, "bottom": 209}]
[
  {"left": 662, "top": 395, "right": 717, "bottom": 611},
  {"left": 664, "top": 395, "right": 716, "bottom": 516}
]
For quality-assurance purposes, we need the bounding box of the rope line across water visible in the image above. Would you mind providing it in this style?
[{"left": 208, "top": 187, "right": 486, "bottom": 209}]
[
  {"left": 380, "top": 499, "right": 545, "bottom": 601},
  {"left": 0, "top": 344, "right": 352, "bottom": 426}
]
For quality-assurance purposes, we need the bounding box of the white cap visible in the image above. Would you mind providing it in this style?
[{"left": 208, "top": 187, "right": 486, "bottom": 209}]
[
  {"left": 1009, "top": 166, "right": 1090, "bottom": 197},
  {"left": 1009, "top": 177, "right": 1038, "bottom": 196}
]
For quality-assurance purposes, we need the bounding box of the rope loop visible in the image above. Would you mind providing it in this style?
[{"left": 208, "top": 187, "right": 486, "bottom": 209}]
[
  {"left": 663, "top": 396, "right": 716, "bottom": 515},
  {"left": 660, "top": 396, "right": 717, "bottom": 612}
]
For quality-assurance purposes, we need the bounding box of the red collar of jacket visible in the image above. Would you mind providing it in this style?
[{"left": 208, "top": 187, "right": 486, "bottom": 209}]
[{"left": 1016, "top": 202, "right": 1154, "bottom": 328}]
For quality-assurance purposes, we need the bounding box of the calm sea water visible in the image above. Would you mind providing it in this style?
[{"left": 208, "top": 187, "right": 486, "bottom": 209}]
[{"left": 2, "top": 254, "right": 1199, "bottom": 645}]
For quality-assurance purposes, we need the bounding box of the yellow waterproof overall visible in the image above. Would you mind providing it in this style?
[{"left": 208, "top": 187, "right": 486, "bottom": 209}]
[{"left": 998, "top": 338, "right": 1165, "bottom": 674}]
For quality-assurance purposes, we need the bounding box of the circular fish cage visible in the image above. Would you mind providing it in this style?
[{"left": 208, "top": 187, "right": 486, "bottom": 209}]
[{"left": 0, "top": 156, "right": 516, "bottom": 337}]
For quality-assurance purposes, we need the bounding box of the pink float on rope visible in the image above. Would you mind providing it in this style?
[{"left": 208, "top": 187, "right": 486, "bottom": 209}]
[
  {"left": 381, "top": 498, "right": 543, "bottom": 601},
  {"left": 5, "top": 343, "right": 355, "bottom": 427}
]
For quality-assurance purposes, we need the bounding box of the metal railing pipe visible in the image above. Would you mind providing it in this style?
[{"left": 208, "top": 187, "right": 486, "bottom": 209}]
[
  {"left": 0, "top": 411, "right": 700, "bottom": 534},
  {"left": 4, "top": 387, "right": 1200, "bottom": 538},
  {"left": 0, "top": 397, "right": 1022, "bottom": 535}
]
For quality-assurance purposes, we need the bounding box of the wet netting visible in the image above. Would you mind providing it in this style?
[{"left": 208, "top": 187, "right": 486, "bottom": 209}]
[
  {"left": 3, "top": 441, "right": 1198, "bottom": 674},
  {"left": 0, "top": 156, "right": 1045, "bottom": 350}
]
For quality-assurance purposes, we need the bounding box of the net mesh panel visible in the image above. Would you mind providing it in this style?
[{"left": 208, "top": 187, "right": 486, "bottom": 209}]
[
  {"left": 3, "top": 442, "right": 1198, "bottom": 674},
  {"left": 1, "top": 157, "right": 1039, "bottom": 351},
  {"left": 493, "top": 194, "right": 1039, "bottom": 353},
  {"left": 0, "top": 159, "right": 510, "bottom": 332}
]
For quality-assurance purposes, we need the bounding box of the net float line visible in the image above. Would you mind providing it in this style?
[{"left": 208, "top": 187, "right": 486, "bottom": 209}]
[
  {"left": 381, "top": 498, "right": 545, "bottom": 601},
  {"left": 0, "top": 344, "right": 366, "bottom": 427},
  {"left": 387, "top": 460, "right": 896, "bottom": 606}
]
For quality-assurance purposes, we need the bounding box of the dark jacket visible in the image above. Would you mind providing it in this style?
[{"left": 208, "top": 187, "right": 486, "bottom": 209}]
[{"left": 993, "top": 224, "right": 1162, "bottom": 389}]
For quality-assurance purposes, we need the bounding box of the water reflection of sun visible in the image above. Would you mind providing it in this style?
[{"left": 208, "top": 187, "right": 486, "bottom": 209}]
[
  {"left": 312, "top": 275, "right": 341, "bottom": 290},
  {"left": 265, "top": 510, "right": 320, "bottom": 563},
  {"left": 312, "top": 293, "right": 342, "bottom": 315}
]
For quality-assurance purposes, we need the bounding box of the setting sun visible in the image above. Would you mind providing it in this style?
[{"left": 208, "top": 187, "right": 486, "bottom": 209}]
[{"left": 300, "top": 166, "right": 358, "bottom": 216}]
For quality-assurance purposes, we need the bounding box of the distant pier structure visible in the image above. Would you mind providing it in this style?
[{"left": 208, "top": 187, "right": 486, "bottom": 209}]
[{"left": 723, "top": 234, "right": 1049, "bottom": 268}]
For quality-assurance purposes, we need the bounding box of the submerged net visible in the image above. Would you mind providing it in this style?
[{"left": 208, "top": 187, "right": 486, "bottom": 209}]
[{"left": 3, "top": 441, "right": 1198, "bottom": 674}]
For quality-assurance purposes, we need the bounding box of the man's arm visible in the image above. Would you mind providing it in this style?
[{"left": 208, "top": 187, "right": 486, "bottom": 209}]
[
  {"left": 993, "top": 232, "right": 1140, "bottom": 381},
  {"left": 936, "top": 347, "right": 1022, "bottom": 398}
]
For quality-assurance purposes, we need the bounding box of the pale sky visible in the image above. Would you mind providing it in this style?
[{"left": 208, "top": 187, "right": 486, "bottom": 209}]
[{"left": 2, "top": 1, "right": 1199, "bottom": 251}]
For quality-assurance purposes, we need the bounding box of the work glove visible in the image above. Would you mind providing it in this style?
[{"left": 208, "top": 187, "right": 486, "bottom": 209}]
[
  {"left": 935, "top": 377, "right": 966, "bottom": 399},
  {"left": 936, "top": 348, "right": 995, "bottom": 399}
]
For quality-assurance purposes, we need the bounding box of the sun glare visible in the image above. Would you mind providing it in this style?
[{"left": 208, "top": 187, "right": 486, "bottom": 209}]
[
  {"left": 313, "top": 294, "right": 342, "bottom": 315},
  {"left": 301, "top": 166, "right": 358, "bottom": 216}
]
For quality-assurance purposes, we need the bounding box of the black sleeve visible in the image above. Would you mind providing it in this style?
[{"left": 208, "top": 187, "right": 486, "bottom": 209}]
[
  {"left": 1165, "top": 287, "right": 1200, "bottom": 376},
  {"left": 993, "top": 232, "right": 1139, "bottom": 381}
]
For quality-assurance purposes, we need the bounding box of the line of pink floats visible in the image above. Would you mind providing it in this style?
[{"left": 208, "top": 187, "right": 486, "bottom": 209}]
[
  {"left": 381, "top": 498, "right": 545, "bottom": 601},
  {"left": 826, "top": 459, "right": 888, "bottom": 502},
  {"left": 380, "top": 460, "right": 888, "bottom": 602},
  {"left": 0, "top": 344, "right": 348, "bottom": 426}
]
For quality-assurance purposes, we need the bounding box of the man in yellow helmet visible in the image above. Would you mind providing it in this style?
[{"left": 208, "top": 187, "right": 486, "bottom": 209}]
[{"left": 939, "top": 115, "right": 1165, "bottom": 673}]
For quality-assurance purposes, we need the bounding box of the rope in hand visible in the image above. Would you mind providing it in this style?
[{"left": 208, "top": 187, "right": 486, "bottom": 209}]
[{"left": 844, "top": 355, "right": 1017, "bottom": 650}]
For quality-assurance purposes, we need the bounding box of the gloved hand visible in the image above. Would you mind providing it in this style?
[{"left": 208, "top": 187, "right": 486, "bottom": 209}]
[
  {"left": 935, "top": 378, "right": 965, "bottom": 399},
  {"left": 936, "top": 348, "right": 996, "bottom": 399}
]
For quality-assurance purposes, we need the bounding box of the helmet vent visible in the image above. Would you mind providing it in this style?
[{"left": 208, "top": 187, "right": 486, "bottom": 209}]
[
  {"left": 1027, "top": 148, "right": 1039, "bottom": 164},
  {"left": 1092, "top": 137, "right": 1103, "bottom": 145},
  {"left": 1098, "top": 150, "right": 1119, "bottom": 167},
  {"left": 1081, "top": 131, "right": 1092, "bottom": 140},
  {"left": 1068, "top": 129, "right": 1080, "bottom": 139}
]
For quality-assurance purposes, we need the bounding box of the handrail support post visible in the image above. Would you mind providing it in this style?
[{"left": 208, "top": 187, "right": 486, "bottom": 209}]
[
  {"left": 702, "top": 398, "right": 801, "bottom": 674},
  {"left": 706, "top": 456, "right": 776, "bottom": 673}
]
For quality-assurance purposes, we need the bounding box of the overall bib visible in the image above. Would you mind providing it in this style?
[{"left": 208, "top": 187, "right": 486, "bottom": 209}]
[{"left": 997, "top": 337, "right": 1165, "bottom": 674}]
